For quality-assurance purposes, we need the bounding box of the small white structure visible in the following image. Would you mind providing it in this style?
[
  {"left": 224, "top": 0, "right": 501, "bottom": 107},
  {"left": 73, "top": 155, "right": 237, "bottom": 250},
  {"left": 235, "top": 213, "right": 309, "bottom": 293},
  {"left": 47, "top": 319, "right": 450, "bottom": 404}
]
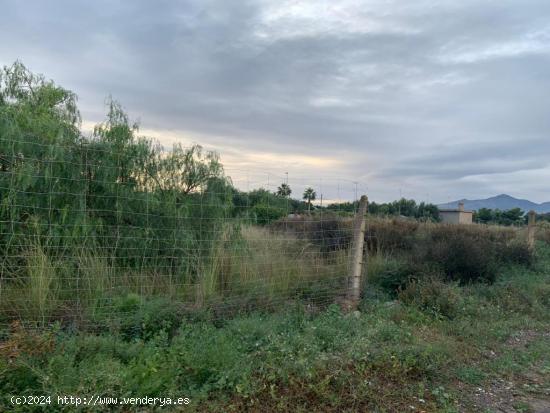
[{"left": 439, "top": 202, "right": 473, "bottom": 224}]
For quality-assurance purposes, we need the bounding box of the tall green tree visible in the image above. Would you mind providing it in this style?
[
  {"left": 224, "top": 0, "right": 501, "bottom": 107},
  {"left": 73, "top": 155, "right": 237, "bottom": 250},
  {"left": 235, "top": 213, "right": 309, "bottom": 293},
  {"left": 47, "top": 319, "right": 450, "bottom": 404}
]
[
  {"left": 0, "top": 61, "right": 83, "bottom": 252},
  {"left": 0, "top": 61, "right": 231, "bottom": 276}
]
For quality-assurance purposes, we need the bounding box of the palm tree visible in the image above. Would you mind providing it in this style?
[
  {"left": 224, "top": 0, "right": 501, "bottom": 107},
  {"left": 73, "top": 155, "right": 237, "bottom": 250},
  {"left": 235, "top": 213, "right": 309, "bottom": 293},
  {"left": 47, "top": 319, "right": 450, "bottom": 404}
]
[
  {"left": 303, "top": 187, "right": 316, "bottom": 212},
  {"left": 276, "top": 183, "right": 292, "bottom": 197}
]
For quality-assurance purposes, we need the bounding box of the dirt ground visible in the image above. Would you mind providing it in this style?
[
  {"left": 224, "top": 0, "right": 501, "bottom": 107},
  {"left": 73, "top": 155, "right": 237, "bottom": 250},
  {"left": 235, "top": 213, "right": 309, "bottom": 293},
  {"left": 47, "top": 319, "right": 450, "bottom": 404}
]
[{"left": 458, "top": 330, "right": 550, "bottom": 413}]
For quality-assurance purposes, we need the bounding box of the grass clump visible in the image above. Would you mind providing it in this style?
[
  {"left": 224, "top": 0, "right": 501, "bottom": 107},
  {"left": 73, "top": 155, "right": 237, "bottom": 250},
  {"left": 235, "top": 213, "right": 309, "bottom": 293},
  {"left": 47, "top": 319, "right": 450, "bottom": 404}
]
[
  {"left": 0, "top": 245, "right": 61, "bottom": 327},
  {"left": 91, "top": 293, "right": 186, "bottom": 340},
  {"left": 398, "top": 277, "right": 463, "bottom": 319},
  {"left": 367, "top": 255, "right": 414, "bottom": 296}
]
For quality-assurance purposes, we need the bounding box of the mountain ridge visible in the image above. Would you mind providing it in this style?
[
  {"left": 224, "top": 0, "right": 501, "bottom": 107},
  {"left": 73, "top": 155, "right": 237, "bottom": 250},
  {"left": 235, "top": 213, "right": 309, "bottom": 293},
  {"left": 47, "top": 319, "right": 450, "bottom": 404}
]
[{"left": 438, "top": 194, "right": 550, "bottom": 213}]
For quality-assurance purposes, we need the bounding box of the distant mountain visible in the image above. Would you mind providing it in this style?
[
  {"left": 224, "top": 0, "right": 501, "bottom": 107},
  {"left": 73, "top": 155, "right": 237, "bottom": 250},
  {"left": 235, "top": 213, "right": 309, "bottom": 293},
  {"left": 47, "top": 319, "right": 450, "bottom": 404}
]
[{"left": 438, "top": 194, "right": 550, "bottom": 213}]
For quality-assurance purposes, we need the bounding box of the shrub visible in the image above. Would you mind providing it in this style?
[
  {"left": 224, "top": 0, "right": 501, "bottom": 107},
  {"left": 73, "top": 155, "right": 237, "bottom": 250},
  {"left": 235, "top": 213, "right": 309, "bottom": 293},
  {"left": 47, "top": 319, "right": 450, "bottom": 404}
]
[
  {"left": 93, "top": 294, "right": 185, "bottom": 340},
  {"left": 252, "top": 204, "right": 287, "bottom": 225},
  {"left": 535, "top": 222, "right": 550, "bottom": 244},
  {"left": 414, "top": 225, "right": 501, "bottom": 283},
  {"left": 365, "top": 218, "right": 419, "bottom": 254},
  {"left": 367, "top": 257, "right": 415, "bottom": 297},
  {"left": 313, "top": 215, "right": 353, "bottom": 251},
  {"left": 500, "top": 240, "right": 534, "bottom": 266},
  {"left": 398, "top": 277, "right": 462, "bottom": 319},
  {"left": 270, "top": 213, "right": 353, "bottom": 252}
]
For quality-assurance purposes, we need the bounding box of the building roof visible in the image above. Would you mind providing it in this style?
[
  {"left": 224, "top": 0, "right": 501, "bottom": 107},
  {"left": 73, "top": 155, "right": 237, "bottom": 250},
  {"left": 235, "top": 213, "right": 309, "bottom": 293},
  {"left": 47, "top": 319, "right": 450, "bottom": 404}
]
[{"left": 439, "top": 202, "right": 472, "bottom": 214}]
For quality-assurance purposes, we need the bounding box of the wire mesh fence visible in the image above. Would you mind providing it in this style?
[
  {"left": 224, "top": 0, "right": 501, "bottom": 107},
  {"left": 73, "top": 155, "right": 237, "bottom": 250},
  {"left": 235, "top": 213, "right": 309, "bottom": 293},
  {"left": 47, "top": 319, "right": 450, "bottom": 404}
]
[{"left": 0, "top": 133, "right": 365, "bottom": 330}]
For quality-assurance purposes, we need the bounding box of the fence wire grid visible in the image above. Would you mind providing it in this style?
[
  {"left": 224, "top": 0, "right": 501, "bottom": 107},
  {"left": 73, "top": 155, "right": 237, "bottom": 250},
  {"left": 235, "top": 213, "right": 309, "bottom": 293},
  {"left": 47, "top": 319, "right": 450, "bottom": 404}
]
[{"left": 0, "top": 135, "right": 367, "bottom": 330}]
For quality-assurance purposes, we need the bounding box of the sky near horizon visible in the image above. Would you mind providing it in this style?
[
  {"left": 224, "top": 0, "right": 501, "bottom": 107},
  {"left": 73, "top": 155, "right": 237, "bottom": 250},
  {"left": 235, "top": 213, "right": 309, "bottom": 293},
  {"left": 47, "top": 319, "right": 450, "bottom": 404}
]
[{"left": 1, "top": 0, "right": 549, "bottom": 203}]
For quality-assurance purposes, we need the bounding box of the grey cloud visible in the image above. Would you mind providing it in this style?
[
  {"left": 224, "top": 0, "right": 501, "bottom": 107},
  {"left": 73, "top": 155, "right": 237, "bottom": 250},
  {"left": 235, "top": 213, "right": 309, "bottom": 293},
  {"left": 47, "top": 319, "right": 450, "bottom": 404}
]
[
  {"left": 1, "top": 0, "right": 549, "bottom": 202},
  {"left": 381, "top": 137, "right": 550, "bottom": 181}
]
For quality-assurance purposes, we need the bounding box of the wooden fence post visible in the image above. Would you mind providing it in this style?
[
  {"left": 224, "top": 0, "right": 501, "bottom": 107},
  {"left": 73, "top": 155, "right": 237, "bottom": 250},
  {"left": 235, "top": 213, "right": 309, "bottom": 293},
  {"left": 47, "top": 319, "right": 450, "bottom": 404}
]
[
  {"left": 527, "top": 210, "right": 536, "bottom": 249},
  {"left": 348, "top": 195, "right": 368, "bottom": 310}
]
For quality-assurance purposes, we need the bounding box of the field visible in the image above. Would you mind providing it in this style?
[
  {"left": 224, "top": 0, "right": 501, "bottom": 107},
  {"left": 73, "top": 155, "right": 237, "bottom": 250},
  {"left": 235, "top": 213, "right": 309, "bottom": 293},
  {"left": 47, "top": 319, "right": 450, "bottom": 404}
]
[
  {"left": 1, "top": 63, "right": 550, "bottom": 412},
  {"left": 1, "top": 219, "right": 549, "bottom": 412}
]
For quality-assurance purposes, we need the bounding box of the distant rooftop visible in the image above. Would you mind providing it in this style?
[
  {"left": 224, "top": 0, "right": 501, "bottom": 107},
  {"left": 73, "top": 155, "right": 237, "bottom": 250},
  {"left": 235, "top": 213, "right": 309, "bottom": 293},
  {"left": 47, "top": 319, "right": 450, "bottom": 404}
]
[{"left": 438, "top": 202, "right": 472, "bottom": 213}]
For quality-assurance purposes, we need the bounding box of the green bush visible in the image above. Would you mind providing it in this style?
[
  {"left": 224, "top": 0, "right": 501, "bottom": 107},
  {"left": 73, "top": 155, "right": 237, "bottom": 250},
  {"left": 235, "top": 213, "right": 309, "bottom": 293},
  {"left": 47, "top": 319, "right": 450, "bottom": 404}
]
[
  {"left": 500, "top": 240, "right": 534, "bottom": 266},
  {"left": 93, "top": 294, "right": 185, "bottom": 340},
  {"left": 365, "top": 218, "right": 419, "bottom": 254},
  {"left": 367, "top": 257, "right": 415, "bottom": 296},
  {"left": 252, "top": 204, "right": 287, "bottom": 225},
  {"left": 414, "top": 226, "right": 501, "bottom": 283},
  {"left": 398, "top": 277, "right": 463, "bottom": 319}
]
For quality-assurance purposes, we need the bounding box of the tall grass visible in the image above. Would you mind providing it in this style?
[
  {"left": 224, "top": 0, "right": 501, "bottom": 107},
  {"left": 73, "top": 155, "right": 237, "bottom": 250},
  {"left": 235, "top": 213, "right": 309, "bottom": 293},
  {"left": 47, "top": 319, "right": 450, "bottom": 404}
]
[
  {"left": 26, "top": 246, "right": 58, "bottom": 326},
  {"left": 1, "top": 222, "right": 351, "bottom": 328},
  {"left": 196, "top": 225, "right": 349, "bottom": 312},
  {"left": 0, "top": 215, "right": 537, "bottom": 329},
  {"left": 76, "top": 250, "right": 113, "bottom": 318},
  {"left": 0, "top": 244, "right": 60, "bottom": 327}
]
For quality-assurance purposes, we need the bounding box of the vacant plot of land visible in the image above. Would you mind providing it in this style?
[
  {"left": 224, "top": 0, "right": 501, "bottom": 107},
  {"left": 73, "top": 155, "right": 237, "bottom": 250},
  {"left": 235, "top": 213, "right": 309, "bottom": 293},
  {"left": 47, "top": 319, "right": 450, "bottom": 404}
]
[
  {"left": 2, "top": 63, "right": 549, "bottom": 412},
  {"left": 2, "top": 245, "right": 549, "bottom": 412}
]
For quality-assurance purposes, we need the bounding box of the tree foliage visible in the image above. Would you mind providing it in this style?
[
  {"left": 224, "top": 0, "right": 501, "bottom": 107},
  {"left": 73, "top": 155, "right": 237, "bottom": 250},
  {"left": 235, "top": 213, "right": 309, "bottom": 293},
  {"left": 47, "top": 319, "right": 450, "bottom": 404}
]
[
  {"left": 303, "top": 187, "right": 316, "bottom": 211},
  {"left": 473, "top": 208, "right": 525, "bottom": 226},
  {"left": 0, "top": 62, "right": 230, "bottom": 276},
  {"left": 326, "top": 198, "right": 440, "bottom": 221},
  {"left": 276, "top": 183, "right": 291, "bottom": 197}
]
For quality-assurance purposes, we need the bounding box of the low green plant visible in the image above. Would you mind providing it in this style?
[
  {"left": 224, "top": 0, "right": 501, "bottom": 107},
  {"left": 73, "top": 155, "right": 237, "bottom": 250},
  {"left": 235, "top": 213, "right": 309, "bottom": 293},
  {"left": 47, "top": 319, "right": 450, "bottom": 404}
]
[
  {"left": 90, "top": 293, "right": 185, "bottom": 340},
  {"left": 398, "top": 276, "right": 463, "bottom": 319},
  {"left": 500, "top": 240, "right": 534, "bottom": 266},
  {"left": 454, "top": 365, "right": 486, "bottom": 385},
  {"left": 251, "top": 204, "right": 287, "bottom": 225},
  {"left": 367, "top": 255, "right": 413, "bottom": 296}
]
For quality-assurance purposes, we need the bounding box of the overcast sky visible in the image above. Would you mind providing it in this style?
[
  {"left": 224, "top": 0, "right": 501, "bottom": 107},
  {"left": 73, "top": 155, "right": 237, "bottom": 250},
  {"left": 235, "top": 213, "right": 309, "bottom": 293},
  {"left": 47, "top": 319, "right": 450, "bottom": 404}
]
[{"left": 1, "top": 0, "right": 549, "bottom": 203}]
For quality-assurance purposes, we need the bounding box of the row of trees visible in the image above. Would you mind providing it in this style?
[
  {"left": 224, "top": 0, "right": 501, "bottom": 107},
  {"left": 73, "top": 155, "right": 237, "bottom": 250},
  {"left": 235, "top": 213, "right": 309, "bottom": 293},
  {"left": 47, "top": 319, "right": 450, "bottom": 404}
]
[
  {"left": 275, "top": 183, "right": 317, "bottom": 210},
  {"left": 325, "top": 198, "right": 440, "bottom": 221},
  {"left": 471, "top": 208, "right": 550, "bottom": 226},
  {"left": 473, "top": 208, "right": 526, "bottom": 226},
  {"left": 255, "top": 182, "right": 443, "bottom": 221}
]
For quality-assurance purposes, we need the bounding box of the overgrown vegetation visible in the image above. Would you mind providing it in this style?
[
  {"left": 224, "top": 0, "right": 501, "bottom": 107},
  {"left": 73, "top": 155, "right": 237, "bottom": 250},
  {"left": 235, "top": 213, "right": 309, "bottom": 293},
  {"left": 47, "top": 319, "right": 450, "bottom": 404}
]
[
  {"left": 0, "top": 62, "right": 350, "bottom": 327},
  {"left": 276, "top": 216, "right": 533, "bottom": 287},
  {"left": 2, "top": 62, "right": 549, "bottom": 412},
  {"left": 1, "top": 246, "right": 549, "bottom": 412}
]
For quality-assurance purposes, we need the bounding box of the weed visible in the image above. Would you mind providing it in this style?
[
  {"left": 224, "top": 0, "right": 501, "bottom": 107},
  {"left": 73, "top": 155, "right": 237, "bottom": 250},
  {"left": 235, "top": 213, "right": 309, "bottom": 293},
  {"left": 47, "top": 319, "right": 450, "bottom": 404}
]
[{"left": 398, "top": 276, "right": 463, "bottom": 319}]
